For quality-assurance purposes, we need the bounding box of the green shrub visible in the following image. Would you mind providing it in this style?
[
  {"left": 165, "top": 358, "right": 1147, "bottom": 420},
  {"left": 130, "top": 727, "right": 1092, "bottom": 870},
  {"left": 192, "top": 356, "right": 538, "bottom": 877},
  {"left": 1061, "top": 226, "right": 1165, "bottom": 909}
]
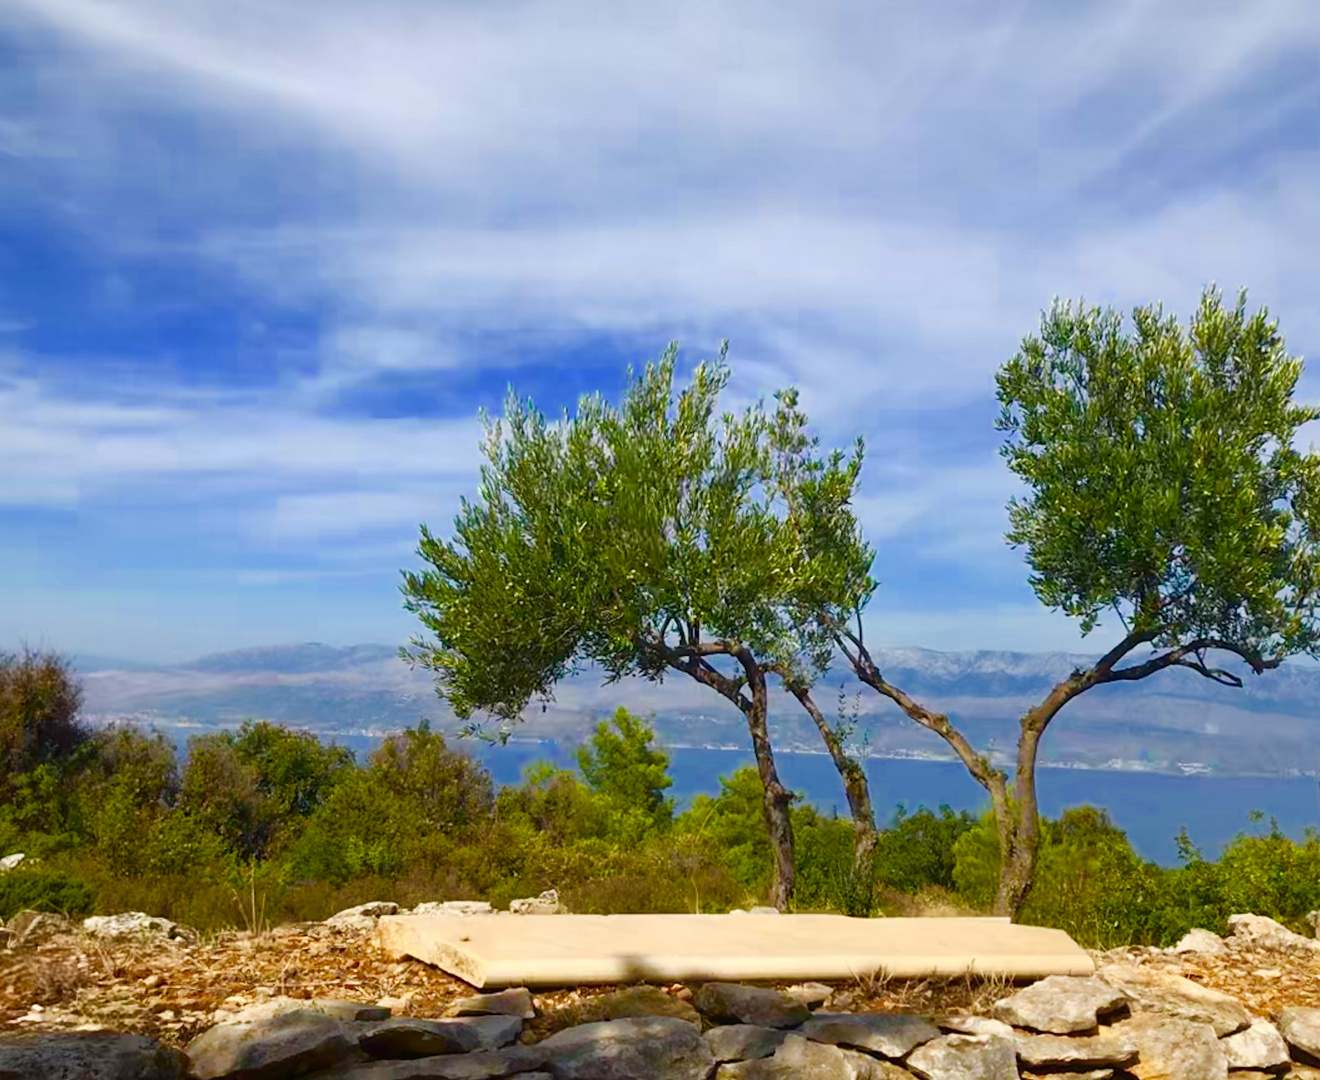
[
  {"left": 0, "top": 869, "right": 93, "bottom": 921},
  {"left": 875, "top": 805, "right": 976, "bottom": 894}
]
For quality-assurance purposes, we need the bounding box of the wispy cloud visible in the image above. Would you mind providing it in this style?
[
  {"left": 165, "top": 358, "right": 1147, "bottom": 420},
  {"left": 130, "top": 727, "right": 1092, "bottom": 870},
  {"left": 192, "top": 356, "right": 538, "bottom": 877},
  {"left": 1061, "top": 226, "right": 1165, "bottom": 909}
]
[{"left": 1, "top": 0, "right": 1317, "bottom": 660}]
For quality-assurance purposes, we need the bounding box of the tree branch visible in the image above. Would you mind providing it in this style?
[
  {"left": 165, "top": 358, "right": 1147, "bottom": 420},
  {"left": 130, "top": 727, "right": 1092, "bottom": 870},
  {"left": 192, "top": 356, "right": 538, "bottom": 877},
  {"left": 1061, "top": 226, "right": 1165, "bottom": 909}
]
[{"left": 1102, "top": 637, "right": 1276, "bottom": 683}]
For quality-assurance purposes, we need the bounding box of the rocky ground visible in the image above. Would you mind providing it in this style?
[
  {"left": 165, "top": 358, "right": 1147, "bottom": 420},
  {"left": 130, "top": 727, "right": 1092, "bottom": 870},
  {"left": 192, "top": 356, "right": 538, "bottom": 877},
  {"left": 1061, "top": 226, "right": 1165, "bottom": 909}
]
[{"left": 1, "top": 902, "right": 1319, "bottom": 1078}]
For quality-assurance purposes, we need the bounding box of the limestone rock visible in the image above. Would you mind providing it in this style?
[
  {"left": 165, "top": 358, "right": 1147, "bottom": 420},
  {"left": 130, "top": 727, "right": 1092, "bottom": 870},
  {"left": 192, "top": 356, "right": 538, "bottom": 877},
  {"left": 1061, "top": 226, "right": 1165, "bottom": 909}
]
[
  {"left": 411, "top": 901, "right": 494, "bottom": 917},
  {"left": 0, "top": 852, "right": 25, "bottom": 872},
  {"left": 785, "top": 982, "right": 834, "bottom": 1008},
  {"left": 1097, "top": 962, "right": 1249, "bottom": 1036},
  {"left": 508, "top": 889, "right": 564, "bottom": 915},
  {"left": 305, "top": 1045, "right": 549, "bottom": 1079},
  {"left": 186, "top": 1007, "right": 358, "bottom": 1080},
  {"left": 799, "top": 1011, "right": 941, "bottom": 1058},
  {"left": 0, "top": 1031, "right": 187, "bottom": 1080},
  {"left": 706, "top": 1023, "right": 790, "bottom": 1062},
  {"left": 905, "top": 1033, "right": 1019, "bottom": 1080},
  {"left": 1020, "top": 1071, "right": 1112, "bottom": 1080},
  {"left": 578, "top": 984, "right": 701, "bottom": 1025},
  {"left": 695, "top": 982, "right": 811, "bottom": 1028},
  {"left": 83, "top": 911, "right": 194, "bottom": 942},
  {"left": 940, "top": 1016, "right": 1015, "bottom": 1038},
  {"left": 748, "top": 907, "right": 781, "bottom": 915},
  {"left": 331, "top": 901, "right": 399, "bottom": 921},
  {"left": 446, "top": 987, "right": 535, "bottom": 1020},
  {"left": 328, "top": 902, "right": 399, "bottom": 930},
  {"left": 1014, "top": 1032, "right": 1136, "bottom": 1069},
  {"left": 716, "top": 1034, "right": 912, "bottom": 1079},
  {"left": 219, "top": 997, "right": 391, "bottom": 1024},
  {"left": 1173, "top": 928, "right": 1228, "bottom": 955},
  {"left": 5, "top": 908, "right": 73, "bottom": 946},
  {"left": 464, "top": 1014, "right": 523, "bottom": 1050},
  {"left": 992, "top": 975, "right": 1128, "bottom": 1034},
  {"left": 1278, "top": 1006, "right": 1320, "bottom": 1062},
  {"left": 356, "top": 1017, "right": 484, "bottom": 1058},
  {"left": 537, "top": 1015, "right": 714, "bottom": 1080},
  {"left": 1109, "top": 1014, "right": 1227, "bottom": 1080},
  {"left": 1228, "top": 913, "right": 1320, "bottom": 953},
  {"left": 1307, "top": 910, "right": 1320, "bottom": 938},
  {"left": 1220, "top": 1018, "right": 1290, "bottom": 1072}
]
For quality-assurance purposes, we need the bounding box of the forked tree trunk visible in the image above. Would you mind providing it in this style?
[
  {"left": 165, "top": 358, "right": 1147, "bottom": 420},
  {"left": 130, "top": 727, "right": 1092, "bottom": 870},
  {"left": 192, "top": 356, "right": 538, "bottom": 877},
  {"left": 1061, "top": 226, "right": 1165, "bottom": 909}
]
[{"left": 789, "top": 685, "right": 878, "bottom": 878}]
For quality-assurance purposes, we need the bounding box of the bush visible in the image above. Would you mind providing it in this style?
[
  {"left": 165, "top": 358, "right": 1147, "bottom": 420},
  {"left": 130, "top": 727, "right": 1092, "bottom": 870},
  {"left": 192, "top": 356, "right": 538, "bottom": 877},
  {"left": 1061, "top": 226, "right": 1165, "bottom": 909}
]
[
  {"left": 874, "top": 805, "right": 976, "bottom": 894},
  {"left": 0, "top": 869, "right": 93, "bottom": 921}
]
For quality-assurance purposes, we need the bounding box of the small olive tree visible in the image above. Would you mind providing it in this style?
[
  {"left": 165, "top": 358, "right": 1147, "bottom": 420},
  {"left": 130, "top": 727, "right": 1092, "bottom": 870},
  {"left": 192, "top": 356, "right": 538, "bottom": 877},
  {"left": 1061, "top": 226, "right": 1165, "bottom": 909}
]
[
  {"left": 830, "top": 286, "right": 1320, "bottom": 917},
  {"left": 401, "top": 345, "right": 871, "bottom": 909}
]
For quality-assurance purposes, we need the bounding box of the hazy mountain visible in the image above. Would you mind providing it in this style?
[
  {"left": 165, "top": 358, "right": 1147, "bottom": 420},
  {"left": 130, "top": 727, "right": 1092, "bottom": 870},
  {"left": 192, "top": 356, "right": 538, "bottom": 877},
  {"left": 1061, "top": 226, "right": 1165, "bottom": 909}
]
[{"left": 73, "top": 642, "right": 1320, "bottom": 776}]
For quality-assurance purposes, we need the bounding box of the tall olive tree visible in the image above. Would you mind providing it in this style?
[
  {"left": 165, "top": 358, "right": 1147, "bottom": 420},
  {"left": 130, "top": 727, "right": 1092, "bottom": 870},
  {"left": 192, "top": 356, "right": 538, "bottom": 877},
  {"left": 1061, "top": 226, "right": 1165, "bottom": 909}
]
[
  {"left": 401, "top": 346, "right": 869, "bottom": 908},
  {"left": 828, "top": 286, "right": 1320, "bottom": 917}
]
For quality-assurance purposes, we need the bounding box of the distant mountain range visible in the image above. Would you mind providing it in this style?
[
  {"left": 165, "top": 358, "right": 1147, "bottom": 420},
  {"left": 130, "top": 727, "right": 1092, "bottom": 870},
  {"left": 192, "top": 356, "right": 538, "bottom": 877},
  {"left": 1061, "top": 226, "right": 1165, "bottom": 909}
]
[{"left": 71, "top": 642, "right": 1320, "bottom": 777}]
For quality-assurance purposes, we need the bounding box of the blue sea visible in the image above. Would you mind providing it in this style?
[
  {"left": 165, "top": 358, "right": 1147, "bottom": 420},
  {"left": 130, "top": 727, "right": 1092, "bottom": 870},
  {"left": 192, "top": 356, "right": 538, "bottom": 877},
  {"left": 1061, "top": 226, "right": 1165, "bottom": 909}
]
[{"left": 160, "top": 725, "right": 1320, "bottom": 867}]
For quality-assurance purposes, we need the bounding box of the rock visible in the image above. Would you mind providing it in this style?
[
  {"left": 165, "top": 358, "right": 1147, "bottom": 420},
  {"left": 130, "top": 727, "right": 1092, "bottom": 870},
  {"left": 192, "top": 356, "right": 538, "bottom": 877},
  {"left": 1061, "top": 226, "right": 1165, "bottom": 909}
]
[
  {"left": 328, "top": 902, "right": 400, "bottom": 930},
  {"left": 1278, "top": 1006, "right": 1320, "bottom": 1062},
  {"left": 1173, "top": 928, "right": 1228, "bottom": 955},
  {"left": 785, "top": 982, "right": 834, "bottom": 1008},
  {"left": 695, "top": 982, "right": 811, "bottom": 1028},
  {"left": 6, "top": 909, "right": 73, "bottom": 945},
  {"left": 356, "top": 1017, "right": 484, "bottom": 1058},
  {"left": 1109, "top": 1015, "right": 1227, "bottom": 1080},
  {"left": 992, "top": 975, "right": 1128, "bottom": 1034},
  {"left": 83, "top": 911, "right": 194, "bottom": 942},
  {"left": 716, "top": 1034, "right": 912, "bottom": 1079},
  {"left": 940, "top": 1017, "right": 1015, "bottom": 1039},
  {"left": 0, "top": 1031, "right": 187, "bottom": 1079},
  {"left": 1097, "top": 962, "right": 1249, "bottom": 1036},
  {"left": 1020, "top": 1071, "right": 1112, "bottom": 1080},
  {"left": 508, "top": 889, "right": 564, "bottom": 915},
  {"left": 186, "top": 1007, "right": 358, "bottom": 1080},
  {"left": 706, "top": 1024, "right": 790, "bottom": 1062},
  {"left": 905, "top": 1033, "right": 1019, "bottom": 1080},
  {"left": 748, "top": 907, "right": 781, "bottom": 915},
  {"left": 1220, "top": 1018, "right": 1290, "bottom": 1072},
  {"left": 537, "top": 1015, "right": 714, "bottom": 1080},
  {"left": 799, "top": 1012, "right": 941, "bottom": 1058},
  {"left": 446, "top": 987, "right": 535, "bottom": 1020},
  {"left": 219, "top": 997, "right": 392, "bottom": 1024},
  {"left": 578, "top": 984, "right": 701, "bottom": 1025},
  {"left": 411, "top": 901, "right": 494, "bottom": 917},
  {"left": 1307, "top": 910, "right": 1320, "bottom": 938},
  {"left": 1014, "top": 1032, "right": 1137, "bottom": 1069},
  {"left": 464, "top": 1015, "right": 523, "bottom": 1050},
  {"left": 331, "top": 901, "right": 399, "bottom": 921},
  {"left": 305, "top": 1045, "right": 549, "bottom": 1079},
  {"left": 0, "top": 926, "right": 10, "bottom": 949},
  {"left": 0, "top": 852, "right": 25, "bottom": 872},
  {"left": 1228, "top": 913, "right": 1320, "bottom": 953}
]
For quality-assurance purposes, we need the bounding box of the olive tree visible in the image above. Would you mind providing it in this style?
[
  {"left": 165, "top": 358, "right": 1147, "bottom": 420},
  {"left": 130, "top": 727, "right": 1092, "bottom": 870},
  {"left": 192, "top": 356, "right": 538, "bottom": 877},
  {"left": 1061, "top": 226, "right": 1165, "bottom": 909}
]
[
  {"left": 829, "top": 286, "right": 1320, "bottom": 917},
  {"left": 400, "top": 345, "right": 872, "bottom": 908}
]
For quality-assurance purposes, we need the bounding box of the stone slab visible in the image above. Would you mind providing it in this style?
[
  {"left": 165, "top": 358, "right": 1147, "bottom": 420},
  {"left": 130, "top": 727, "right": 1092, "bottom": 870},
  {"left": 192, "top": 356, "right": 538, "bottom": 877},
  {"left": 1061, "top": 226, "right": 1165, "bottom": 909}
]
[{"left": 375, "top": 914, "right": 1094, "bottom": 989}]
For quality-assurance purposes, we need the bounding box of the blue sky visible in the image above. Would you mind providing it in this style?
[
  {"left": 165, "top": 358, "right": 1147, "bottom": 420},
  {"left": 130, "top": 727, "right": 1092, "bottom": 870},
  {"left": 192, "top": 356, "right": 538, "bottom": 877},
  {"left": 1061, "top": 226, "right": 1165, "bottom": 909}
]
[{"left": 2, "top": 0, "right": 1319, "bottom": 665}]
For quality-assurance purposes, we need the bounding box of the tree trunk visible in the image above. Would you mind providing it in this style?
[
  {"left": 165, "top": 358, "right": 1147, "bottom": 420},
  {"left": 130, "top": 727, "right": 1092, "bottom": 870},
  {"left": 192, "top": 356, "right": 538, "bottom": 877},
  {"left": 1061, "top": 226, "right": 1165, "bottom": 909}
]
[
  {"left": 789, "top": 686, "right": 878, "bottom": 878},
  {"left": 992, "top": 721, "right": 1045, "bottom": 919},
  {"left": 737, "top": 650, "right": 795, "bottom": 910}
]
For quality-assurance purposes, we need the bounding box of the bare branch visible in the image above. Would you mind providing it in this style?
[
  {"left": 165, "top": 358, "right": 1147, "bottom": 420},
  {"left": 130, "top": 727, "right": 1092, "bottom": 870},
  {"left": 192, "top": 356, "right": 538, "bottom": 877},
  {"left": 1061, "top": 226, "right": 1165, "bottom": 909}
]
[{"left": 1102, "top": 637, "right": 1276, "bottom": 683}]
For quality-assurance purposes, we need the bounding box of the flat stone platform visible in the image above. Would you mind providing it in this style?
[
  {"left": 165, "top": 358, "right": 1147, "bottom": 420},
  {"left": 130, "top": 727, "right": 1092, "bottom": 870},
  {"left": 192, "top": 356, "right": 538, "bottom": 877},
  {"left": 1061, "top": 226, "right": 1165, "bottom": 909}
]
[{"left": 375, "top": 913, "right": 1094, "bottom": 989}]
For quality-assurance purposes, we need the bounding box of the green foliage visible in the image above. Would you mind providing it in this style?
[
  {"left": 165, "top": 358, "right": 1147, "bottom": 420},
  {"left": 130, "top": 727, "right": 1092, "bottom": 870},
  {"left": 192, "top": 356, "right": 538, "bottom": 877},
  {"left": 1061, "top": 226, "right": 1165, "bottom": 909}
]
[
  {"left": 0, "top": 869, "right": 93, "bottom": 921},
  {"left": 367, "top": 721, "right": 494, "bottom": 833},
  {"left": 678, "top": 766, "right": 774, "bottom": 896},
  {"left": 996, "top": 284, "right": 1320, "bottom": 650},
  {"left": 400, "top": 344, "right": 869, "bottom": 733},
  {"left": 0, "top": 649, "right": 88, "bottom": 787},
  {"left": 874, "top": 805, "right": 976, "bottom": 894},
  {"left": 576, "top": 708, "right": 674, "bottom": 842}
]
